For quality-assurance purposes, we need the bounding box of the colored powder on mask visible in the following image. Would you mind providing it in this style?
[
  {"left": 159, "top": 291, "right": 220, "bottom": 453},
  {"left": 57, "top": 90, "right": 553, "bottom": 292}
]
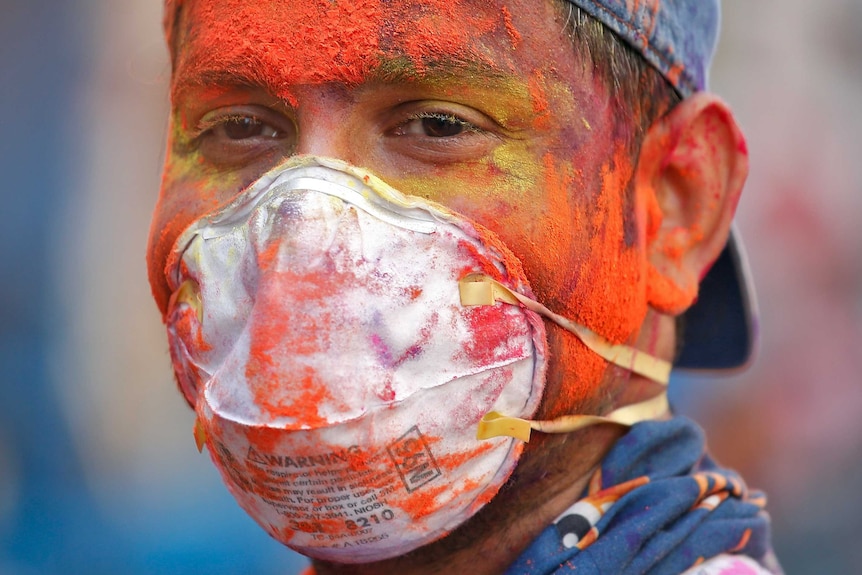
[
  {"left": 455, "top": 235, "right": 526, "bottom": 289},
  {"left": 369, "top": 332, "right": 427, "bottom": 370},
  {"left": 167, "top": 304, "right": 211, "bottom": 406},
  {"left": 406, "top": 285, "right": 423, "bottom": 300},
  {"left": 433, "top": 441, "right": 496, "bottom": 472},
  {"left": 462, "top": 305, "right": 530, "bottom": 367},
  {"left": 244, "top": 245, "right": 351, "bottom": 424},
  {"left": 246, "top": 361, "right": 333, "bottom": 428},
  {"left": 242, "top": 427, "right": 282, "bottom": 458},
  {"left": 175, "top": 0, "right": 385, "bottom": 100},
  {"left": 170, "top": 304, "right": 212, "bottom": 353},
  {"left": 272, "top": 515, "right": 346, "bottom": 539},
  {"left": 390, "top": 442, "right": 496, "bottom": 521}
]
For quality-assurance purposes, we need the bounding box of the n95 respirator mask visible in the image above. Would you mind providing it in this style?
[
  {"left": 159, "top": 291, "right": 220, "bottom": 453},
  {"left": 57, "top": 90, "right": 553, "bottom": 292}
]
[{"left": 164, "top": 156, "right": 548, "bottom": 562}]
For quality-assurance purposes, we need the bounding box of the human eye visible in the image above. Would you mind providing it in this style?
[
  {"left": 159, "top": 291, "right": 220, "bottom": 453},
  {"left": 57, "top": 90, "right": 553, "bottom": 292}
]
[
  {"left": 385, "top": 103, "right": 501, "bottom": 164},
  {"left": 192, "top": 105, "right": 296, "bottom": 168},
  {"left": 392, "top": 112, "right": 479, "bottom": 138}
]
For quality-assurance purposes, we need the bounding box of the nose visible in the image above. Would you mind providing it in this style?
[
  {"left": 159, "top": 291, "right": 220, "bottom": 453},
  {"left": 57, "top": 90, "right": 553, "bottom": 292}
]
[{"left": 293, "top": 84, "right": 359, "bottom": 163}]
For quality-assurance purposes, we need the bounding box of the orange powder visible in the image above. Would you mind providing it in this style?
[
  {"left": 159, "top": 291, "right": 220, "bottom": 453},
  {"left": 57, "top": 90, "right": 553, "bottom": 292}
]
[
  {"left": 148, "top": 121, "right": 249, "bottom": 316},
  {"left": 388, "top": 441, "right": 497, "bottom": 520},
  {"left": 572, "top": 144, "right": 646, "bottom": 344},
  {"left": 526, "top": 142, "right": 649, "bottom": 408},
  {"left": 388, "top": 1, "right": 501, "bottom": 73},
  {"left": 175, "top": 0, "right": 384, "bottom": 98},
  {"left": 242, "top": 236, "right": 353, "bottom": 424},
  {"left": 501, "top": 5, "right": 523, "bottom": 48},
  {"left": 172, "top": 0, "right": 523, "bottom": 104},
  {"left": 528, "top": 70, "right": 551, "bottom": 131}
]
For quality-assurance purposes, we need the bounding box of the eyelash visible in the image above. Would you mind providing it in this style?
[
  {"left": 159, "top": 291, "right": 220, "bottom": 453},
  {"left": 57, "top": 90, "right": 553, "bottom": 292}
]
[
  {"left": 192, "top": 114, "right": 260, "bottom": 138},
  {"left": 405, "top": 111, "right": 480, "bottom": 132}
]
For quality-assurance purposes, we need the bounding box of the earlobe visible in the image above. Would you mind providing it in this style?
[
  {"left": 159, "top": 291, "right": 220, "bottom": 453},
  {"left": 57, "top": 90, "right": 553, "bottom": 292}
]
[{"left": 637, "top": 93, "right": 749, "bottom": 316}]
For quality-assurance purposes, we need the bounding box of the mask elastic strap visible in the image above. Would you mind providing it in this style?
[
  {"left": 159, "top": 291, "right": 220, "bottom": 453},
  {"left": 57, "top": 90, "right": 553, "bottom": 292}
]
[
  {"left": 459, "top": 274, "right": 671, "bottom": 383},
  {"left": 459, "top": 273, "right": 671, "bottom": 443},
  {"left": 475, "top": 393, "right": 668, "bottom": 442}
]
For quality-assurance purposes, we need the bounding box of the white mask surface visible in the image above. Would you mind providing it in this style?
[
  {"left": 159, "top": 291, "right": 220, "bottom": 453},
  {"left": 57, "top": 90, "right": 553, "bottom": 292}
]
[{"left": 164, "top": 156, "right": 548, "bottom": 562}]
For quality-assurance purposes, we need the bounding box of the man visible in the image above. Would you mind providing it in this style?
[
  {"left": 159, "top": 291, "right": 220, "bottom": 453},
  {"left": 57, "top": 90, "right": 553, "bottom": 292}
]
[{"left": 147, "top": 0, "right": 780, "bottom": 573}]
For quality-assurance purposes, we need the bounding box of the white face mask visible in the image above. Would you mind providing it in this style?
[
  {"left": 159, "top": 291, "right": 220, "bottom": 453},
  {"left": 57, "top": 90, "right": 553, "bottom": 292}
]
[{"left": 164, "top": 156, "right": 670, "bottom": 563}]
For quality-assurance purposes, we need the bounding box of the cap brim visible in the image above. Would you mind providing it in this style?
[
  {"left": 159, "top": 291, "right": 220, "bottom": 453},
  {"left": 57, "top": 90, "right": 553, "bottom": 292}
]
[{"left": 675, "top": 227, "right": 759, "bottom": 373}]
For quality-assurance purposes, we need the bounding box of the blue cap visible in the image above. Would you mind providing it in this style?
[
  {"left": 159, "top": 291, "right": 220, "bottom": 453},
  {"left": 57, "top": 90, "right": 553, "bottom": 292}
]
[
  {"left": 563, "top": 0, "right": 720, "bottom": 97},
  {"left": 564, "top": 0, "right": 757, "bottom": 372}
]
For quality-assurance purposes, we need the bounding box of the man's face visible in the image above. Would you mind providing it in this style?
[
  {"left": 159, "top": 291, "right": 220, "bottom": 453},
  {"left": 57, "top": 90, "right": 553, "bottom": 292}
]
[{"left": 148, "top": 0, "right": 652, "bottom": 415}]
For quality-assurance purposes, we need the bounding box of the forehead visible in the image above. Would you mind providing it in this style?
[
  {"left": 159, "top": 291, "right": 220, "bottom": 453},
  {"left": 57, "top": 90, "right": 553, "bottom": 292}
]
[{"left": 171, "top": 0, "right": 580, "bottom": 95}]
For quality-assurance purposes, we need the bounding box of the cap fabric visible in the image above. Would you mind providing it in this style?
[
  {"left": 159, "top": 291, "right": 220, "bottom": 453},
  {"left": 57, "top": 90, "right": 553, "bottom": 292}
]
[
  {"left": 563, "top": 0, "right": 757, "bottom": 371},
  {"left": 563, "top": 0, "right": 720, "bottom": 98},
  {"left": 675, "top": 233, "right": 758, "bottom": 371}
]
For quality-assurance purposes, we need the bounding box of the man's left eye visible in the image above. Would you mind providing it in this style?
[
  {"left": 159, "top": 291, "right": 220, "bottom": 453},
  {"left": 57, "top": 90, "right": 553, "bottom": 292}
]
[{"left": 394, "top": 112, "right": 476, "bottom": 138}]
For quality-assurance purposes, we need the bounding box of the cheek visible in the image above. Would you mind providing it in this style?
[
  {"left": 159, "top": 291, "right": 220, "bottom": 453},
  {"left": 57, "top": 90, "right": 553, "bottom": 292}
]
[
  {"left": 147, "top": 146, "right": 247, "bottom": 315},
  {"left": 519, "top": 147, "right": 649, "bottom": 415},
  {"left": 375, "top": 142, "right": 546, "bottom": 250},
  {"left": 568, "top": 144, "right": 647, "bottom": 344}
]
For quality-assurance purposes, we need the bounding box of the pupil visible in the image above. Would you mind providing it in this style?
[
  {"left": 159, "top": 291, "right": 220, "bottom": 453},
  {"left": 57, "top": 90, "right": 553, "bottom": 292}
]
[
  {"left": 422, "top": 116, "right": 464, "bottom": 137},
  {"left": 224, "top": 117, "right": 263, "bottom": 140}
]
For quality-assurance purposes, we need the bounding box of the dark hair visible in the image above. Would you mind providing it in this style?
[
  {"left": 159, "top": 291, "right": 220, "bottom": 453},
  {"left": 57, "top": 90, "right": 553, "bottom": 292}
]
[{"left": 556, "top": 2, "right": 681, "bottom": 155}]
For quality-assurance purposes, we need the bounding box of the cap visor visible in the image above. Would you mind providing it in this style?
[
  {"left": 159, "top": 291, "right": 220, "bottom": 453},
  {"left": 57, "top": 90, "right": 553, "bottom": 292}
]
[{"left": 675, "top": 228, "right": 759, "bottom": 372}]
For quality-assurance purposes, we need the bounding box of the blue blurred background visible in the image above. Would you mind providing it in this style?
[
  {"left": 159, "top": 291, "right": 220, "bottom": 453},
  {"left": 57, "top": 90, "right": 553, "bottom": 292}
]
[{"left": 1, "top": 1, "right": 860, "bottom": 573}]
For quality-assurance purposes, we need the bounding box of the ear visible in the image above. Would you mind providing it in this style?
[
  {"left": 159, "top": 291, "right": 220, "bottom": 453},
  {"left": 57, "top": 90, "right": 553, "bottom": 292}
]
[{"left": 636, "top": 93, "right": 749, "bottom": 316}]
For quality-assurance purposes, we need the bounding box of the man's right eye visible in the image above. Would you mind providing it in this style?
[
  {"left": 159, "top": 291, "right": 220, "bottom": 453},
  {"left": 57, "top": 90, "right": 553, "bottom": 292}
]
[
  {"left": 219, "top": 115, "right": 284, "bottom": 140},
  {"left": 192, "top": 106, "right": 296, "bottom": 168}
]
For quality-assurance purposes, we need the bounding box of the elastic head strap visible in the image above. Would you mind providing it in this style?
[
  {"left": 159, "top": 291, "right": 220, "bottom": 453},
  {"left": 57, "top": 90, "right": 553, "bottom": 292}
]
[
  {"left": 459, "top": 274, "right": 671, "bottom": 383},
  {"left": 459, "top": 274, "right": 670, "bottom": 443}
]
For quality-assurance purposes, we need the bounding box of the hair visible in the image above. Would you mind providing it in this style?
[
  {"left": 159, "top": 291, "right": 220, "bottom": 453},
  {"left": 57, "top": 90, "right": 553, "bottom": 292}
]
[{"left": 555, "top": 2, "right": 681, "bottom": 157}]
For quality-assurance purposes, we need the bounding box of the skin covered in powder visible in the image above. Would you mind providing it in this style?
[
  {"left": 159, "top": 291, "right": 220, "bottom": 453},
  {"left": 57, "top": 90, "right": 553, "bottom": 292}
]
[
  {"left": 146, "top": 2, "right": 697, "bottom": 572},
  {"left": 150, "top": 0, "right": 659, "bottom": 430}
]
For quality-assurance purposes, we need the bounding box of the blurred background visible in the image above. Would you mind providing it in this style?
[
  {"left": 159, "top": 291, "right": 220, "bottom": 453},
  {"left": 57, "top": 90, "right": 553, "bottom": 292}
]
[{"left": 1, "top": 1, "right": 860, "bottom": 573}]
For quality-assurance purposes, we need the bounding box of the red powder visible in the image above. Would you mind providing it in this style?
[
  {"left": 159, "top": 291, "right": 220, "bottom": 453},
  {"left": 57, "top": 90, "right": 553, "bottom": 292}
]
[
  {"left": 462, "top": 304, "right": 528, "bottom": 367},
  {"left": 406, "top": 285, "right": 423, "bottom": 300}
]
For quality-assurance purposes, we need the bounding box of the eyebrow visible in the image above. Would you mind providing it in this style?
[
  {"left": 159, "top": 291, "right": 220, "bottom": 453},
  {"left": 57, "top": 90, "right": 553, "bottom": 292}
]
[
  {"left": 366, "top": 54, "right": 510, "bottom": 85},
  {"left": 171, "top": 65, "right": 276, "bottom": 102},
  {"left": 171, "top": 52, "right": 512, "bottom": 102}
]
